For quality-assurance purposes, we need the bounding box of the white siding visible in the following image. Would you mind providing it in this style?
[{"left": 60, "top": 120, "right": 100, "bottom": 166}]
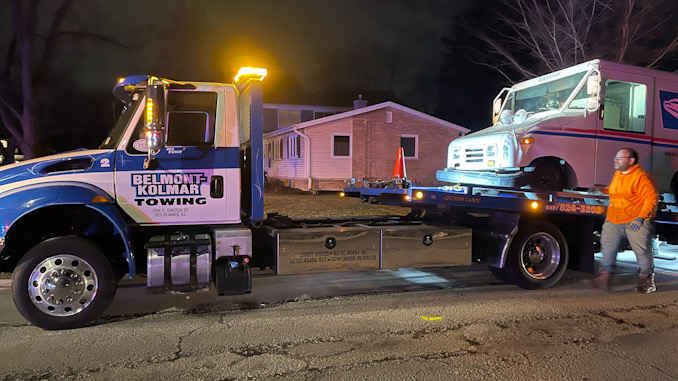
[
  {"left": 265, "top": 134, "right": 307, "bottom": 181},
  {"left": 307, "top": 119, "right": 353, "bottom": 179}
]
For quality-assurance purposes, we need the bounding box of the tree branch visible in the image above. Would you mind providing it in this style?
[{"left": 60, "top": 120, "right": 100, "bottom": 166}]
[
  {"left": 0, "top": 97, "right": 23, "bottom": 143},
  {"left": 34, "top": 0, "right": 74, "bottom": 94}
]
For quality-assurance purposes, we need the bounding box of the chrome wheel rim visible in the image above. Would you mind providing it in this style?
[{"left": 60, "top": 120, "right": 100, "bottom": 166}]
[
  {"left": 519, "top": 232, "right": 560, "bottom": 280},
  {"left": 27, "top": 255, "right": 98, "bottom": 317}
]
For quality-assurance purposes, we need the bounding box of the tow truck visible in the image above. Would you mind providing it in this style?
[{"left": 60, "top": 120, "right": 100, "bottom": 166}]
[{"left": 0, "top": 69, "right": 473, "bottom": 330}]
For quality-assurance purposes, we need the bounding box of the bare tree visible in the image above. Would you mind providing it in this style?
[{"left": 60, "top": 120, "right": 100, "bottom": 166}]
[
  {"left": 0, "top": 0, "right": 75, "bottom": 161},
  {"left": 469, "top": 0, "right": 678, "bottom": 80},
  {"left": 0, "top": 0, "right": 132, "bottom": 162}
]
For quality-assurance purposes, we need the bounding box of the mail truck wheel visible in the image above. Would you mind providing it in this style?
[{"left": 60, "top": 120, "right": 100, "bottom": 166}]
[
  {"left": 670, "top": 172, "right": 678, "bottom": 203},
  {"left": 529, "top": 159, "right": 567, "bottom": 191},
  {"left": 506, "top": 221, "right": 568, "bottom": 289},
  {"left": 11, "top": 236, "right": 117, "bottom": 330}
]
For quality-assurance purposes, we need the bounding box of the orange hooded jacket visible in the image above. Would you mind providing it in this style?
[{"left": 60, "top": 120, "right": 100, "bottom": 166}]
[{"left": 604, "top": 164, "right": 658, "bottom": 224}]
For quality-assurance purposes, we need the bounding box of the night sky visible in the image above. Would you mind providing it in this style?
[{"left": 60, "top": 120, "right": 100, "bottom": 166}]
[{"left": 1, "top": 0, "right": 503, "bottom": 150}]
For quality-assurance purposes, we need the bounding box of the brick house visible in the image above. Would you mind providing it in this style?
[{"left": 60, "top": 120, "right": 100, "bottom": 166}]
[{"left": 263, "top": 101, "right": 469, "bottom": 191}]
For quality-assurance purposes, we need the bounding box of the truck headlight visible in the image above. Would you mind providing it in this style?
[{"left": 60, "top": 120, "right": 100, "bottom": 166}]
[
  {"left": 453, "top": 149, "right": 460, "bottom": 159},
  {"left": 486, "top": 145, "right": 496, "bottom": 157}
]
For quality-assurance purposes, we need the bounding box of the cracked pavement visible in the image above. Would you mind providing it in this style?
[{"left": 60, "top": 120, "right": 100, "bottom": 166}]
[{"left": 1, "top": 267, "right": 678, "bottom": 380}]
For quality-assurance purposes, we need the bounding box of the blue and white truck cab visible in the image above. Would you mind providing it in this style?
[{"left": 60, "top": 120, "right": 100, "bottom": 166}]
[
  {"left": 0, "top": 69, "right": 267, "bottom": 329},
  {"left": 438, "top": 59, "right": 678, "bottom": 195}
]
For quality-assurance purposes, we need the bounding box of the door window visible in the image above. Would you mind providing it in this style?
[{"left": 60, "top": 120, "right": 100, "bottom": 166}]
[
  {"left": 126, "top": 91, "right": 217, "bottom": 154},
  {"left": 603, "top": 80, "right": 647, "bottom": 133}
]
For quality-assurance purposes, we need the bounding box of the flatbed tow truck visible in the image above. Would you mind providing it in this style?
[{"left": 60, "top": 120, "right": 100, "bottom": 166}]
[
  {"left": 342, "top": 181, "right": 678, "bottom": 289},
  {"left": 1, "top": 67, "right": 674, "bottom": 330}
]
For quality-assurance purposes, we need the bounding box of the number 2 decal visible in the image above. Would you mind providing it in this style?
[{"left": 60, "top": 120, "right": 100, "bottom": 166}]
[{"left": 100, "top": 158, "right": 111, "bottom": 168}]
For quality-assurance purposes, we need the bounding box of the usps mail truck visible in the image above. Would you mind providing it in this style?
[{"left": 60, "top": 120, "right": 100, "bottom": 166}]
[{"left": 438, "top": 59, "right": 678, "bottom": 196}]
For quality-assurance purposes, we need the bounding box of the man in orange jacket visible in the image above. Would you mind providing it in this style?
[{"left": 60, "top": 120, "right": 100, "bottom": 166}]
[{"left": 592, "top": 148, "right": 658, "bottom": 293}]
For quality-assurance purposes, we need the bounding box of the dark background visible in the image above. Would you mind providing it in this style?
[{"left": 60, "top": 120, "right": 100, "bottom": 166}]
[{"left": 1, "top": 0, "right": 675, "bottom": 154}]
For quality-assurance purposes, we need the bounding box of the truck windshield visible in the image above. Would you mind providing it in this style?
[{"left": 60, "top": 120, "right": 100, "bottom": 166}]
[
  {"left": 503, "top": 71, "right": 587, "bottom": 117},
  {"left": 99, "top": 93, "right": 142, "bottom": 149}
]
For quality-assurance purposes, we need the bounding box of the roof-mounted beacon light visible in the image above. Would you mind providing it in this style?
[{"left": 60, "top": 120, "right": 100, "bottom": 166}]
[{"left": 234, "top": 67, "right": 267, "bottom": 84}]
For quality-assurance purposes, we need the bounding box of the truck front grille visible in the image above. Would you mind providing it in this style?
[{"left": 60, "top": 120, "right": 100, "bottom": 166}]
[{"left": 464, "top": 147, "right": 485, "bottom": 163}]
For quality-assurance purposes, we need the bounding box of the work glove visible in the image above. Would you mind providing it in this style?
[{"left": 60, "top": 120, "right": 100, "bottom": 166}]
[{"left": 629, "top": 217, "right": 644, "bottom": 232}]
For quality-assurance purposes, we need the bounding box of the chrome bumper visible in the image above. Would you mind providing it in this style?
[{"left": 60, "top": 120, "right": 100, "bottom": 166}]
[{"left": 436, "top": 168, "right": 529, "bottom": 188}]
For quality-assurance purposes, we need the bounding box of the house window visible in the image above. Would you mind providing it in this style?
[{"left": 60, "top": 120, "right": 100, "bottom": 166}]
[
  {"left": 296, "top": 136, "right": 301, "bottom": 158},
  {"left": 282, "top": 137, "right": 287, "bottom": 159},
  {"left": 273, "top": 139, "right": 284, "bottom": 160},
  {"left": 400, "top": 135, "right": 418, "bottom": 158},
  {"left": 279, "top": 110, "right": 300, "bottom": 128},
  {"left": 264, "top": 141, "right": 271, "bottom": 168},
  {"left": 288, "top": 135, "right": 300, "bottom": 158},
  {"left": 386, "top": 111, "right": 393, "bottom": 123},
  {"left": 301, "top": 110, "right": 314, "bottom": 122},
  {"left": 333, "top": 135, "right": 351, "bottom": 157}
]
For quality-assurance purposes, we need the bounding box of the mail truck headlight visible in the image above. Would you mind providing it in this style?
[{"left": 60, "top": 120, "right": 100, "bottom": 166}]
[{"left": 486, "top": 145, "right": 497, "bottom": 157}]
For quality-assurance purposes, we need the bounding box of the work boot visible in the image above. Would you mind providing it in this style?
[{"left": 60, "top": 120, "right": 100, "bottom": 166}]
[
  {"left": 636, "top": 273, "right": 656, "bottom": 294},
  {"left": 591, "top": 270, "right": 611, "bottom": 290}
]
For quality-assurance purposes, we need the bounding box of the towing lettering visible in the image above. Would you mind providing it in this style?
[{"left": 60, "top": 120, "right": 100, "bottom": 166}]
[{"left": 134, "top": 197, "right": 207, "bottom": 206}]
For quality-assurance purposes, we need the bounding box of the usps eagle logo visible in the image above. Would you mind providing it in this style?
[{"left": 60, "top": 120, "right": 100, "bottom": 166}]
[
  {"left": 664, "top": 98, "right": 678, "bottom": 119},
  {"left": 659, "top": 90, "right": 678, "bottom": 130}
]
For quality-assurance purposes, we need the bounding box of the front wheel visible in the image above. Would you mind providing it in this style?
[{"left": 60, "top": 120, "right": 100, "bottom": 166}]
[
  {"left": 11, "top": 236, "right": 117, "bottom": 330},
  {"left": 529, "top": 159, "right": 567, "bottom": 191},
  {"left": 505, "top": 221, "right": 569, "bottom": 289}
]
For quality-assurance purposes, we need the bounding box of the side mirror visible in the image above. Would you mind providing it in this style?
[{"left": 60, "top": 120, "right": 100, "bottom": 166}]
[
  {"left": 587, "top": 97, "right": 600, "bottom": 112},
  {"left": 143, "top": 82, "right": 166, "bottom": 169},
  {"left": 587, "top": 74, "right": 600, "bottom": 95},
  {"left": 492, "top": 88, "right": 509, "bottom": 125},
  {"left": 586, "top": 74, "right": 602, "bottom": 113},
  {"left": 513, "top": 109, "right": 527, "bottom": 124},
  {"left": 499, "top": 109, "right": 514, "bottom": 125},
  {"left": 493, "top": 98, "right": 503, "bottom": 116}
]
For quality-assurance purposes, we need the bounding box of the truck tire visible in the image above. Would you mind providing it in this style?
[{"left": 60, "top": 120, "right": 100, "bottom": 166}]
[
  {"left": 670, "top": 172, "right": 678, "bottom": 202},
  {"left": 505, "top": 221, "right": 568, "bottom": 289},
  {"left": 11, "top": 236, "right": 117, "bottom": 330},
  {"left": 529, "top": 159, "right": 566, "bottom": 191}
]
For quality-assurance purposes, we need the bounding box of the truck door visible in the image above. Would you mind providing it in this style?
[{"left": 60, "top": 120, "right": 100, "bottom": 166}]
[
  {"left": 114, "top": 90, "right": 236, "bottom": 225},
  {"left": 650, "top": 82, "right": 678, "bottom": 194},
  {"left": 594, "top": 70, "right": 653, "bottom": 185}
]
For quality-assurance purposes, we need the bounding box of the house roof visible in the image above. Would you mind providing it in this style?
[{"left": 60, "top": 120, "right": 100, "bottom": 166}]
[{"left": 264, "top": 101, "right": 470, "bottom": 138}]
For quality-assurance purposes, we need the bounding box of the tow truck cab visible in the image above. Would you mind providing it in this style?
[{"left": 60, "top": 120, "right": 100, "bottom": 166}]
[
  {"left": 0, "top": 69, "right": 266, "bottom": 329},
  {"left": 437, "top": 59, "right": 678, "bottom": 196}
]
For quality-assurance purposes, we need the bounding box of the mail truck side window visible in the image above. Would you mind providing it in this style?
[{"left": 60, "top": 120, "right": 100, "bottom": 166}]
[{"left": 603, "top": 80, "right": 647, "bottom": 133}]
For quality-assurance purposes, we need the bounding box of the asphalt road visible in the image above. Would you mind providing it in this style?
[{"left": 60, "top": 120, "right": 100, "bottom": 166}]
[{"left": 1, "top": 261, "right": 678, "bottom": 381}]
